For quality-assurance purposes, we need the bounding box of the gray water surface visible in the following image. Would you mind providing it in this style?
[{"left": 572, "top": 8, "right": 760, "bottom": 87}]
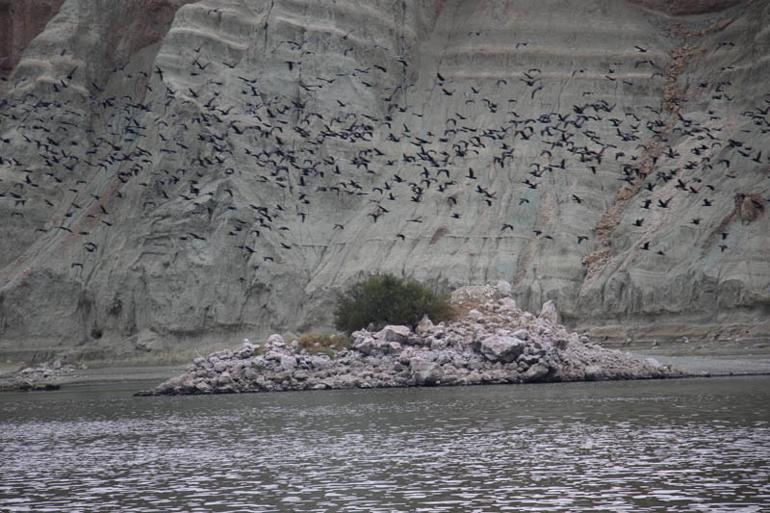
[{"left": 1, "top": 377, "right": 768, "bottom": 512}]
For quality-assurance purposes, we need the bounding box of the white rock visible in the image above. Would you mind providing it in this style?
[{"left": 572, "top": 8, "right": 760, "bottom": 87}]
[
  {"left": 386, "top": 341, "right": 403, "bottom": 353},
  {"left": 512, "top": 328, "right": 530, "bottom": 341},
  {"left": 498, "top": 296, "right": 517, "bottom": 311},
  {"left": 279, "top": 355, "right": 297, "bottom": 371},
  {"left": 539, "top": 300, "right": 560, "bottom": 324},
  {"left": 410, "top": 358, "right": 442, "bottom": 386},
  {"left": 495, "top": 280, "right": 513, "bottom": 296},
  {"left": 354, "top": 336, "right": 401, "bottom": 355},
  {"left": 416, "top": 315, "right": 435, "bottom": 335},
  {"left": 353, "top": 336, "right": 376, "bottom": 355},
  {"left": 376, "top": 325, "right": 411, "bottom": 343},
  {"left": 237, "top": 343, "right": 255, "bottom": 358},
  {"left": 523, "top": 362, "right": 550, "bottom": 382}
]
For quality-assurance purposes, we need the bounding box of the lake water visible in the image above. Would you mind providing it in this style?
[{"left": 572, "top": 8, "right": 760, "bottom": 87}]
[{"left": 1, "top": 376, "right": 768, "bottom": 512}]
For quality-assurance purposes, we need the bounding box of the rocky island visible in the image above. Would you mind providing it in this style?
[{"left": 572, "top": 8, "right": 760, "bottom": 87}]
[{"left": 141, "top": 283, "right": 682, "bottom": 395}]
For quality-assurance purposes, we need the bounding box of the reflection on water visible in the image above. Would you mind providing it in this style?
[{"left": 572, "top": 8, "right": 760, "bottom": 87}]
[{"left": 1, "top": 377, "right": 768, "bottom": 512}]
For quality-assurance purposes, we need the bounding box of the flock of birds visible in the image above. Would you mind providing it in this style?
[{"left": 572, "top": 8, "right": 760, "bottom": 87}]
[{"left": 1, "top": 14, "right": 769, "bottom": 286}]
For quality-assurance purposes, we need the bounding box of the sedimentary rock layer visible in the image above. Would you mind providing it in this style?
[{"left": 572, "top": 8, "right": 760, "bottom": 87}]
[{"left": 0, "top": 0, "right": 768, "bottom": 363}]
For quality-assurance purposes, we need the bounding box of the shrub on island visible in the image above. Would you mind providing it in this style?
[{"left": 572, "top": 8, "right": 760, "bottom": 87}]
[{"left": 333, "top": 273, "right": 454, "bottom": 333}]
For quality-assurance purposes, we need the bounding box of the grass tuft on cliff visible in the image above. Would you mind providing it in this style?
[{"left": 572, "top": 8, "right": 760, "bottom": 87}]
[{"left": 334, "top": 274, "right": 454, "bottom": 333}]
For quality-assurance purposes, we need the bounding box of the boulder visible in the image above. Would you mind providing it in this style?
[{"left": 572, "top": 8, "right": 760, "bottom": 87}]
[
  {"left": 353, "top": 336, "right": 377, "bottom": 355},
  {"left": 410, "top": 358, "right": 442, "bottom": 386},
  {"left": 279, "top": 355, "right": 297, "bottom": 371},
  {"left": 214, "top": 371, "right": 233, "bottom": 386},
  {"left": 468, "top": 309, "right": 483, "bottom": 321},
  {"left": 194, "top": 380, "right": 213, "bottom": 393},
  {"left": 308, "top": 355, "right": 332, "bottom": 369},
  {"left": 354, "top": 336, "right": 401, "bottom": 356},
  {"left": 523, "top": 362, "right": 550, "bottom": 382},
  {"left": 512, "top": 328, "right": 530, "bottom": 341},
  {"left": 495, "top": 280, "right": 513, "bottom": 297},
  {"left": 479, "top": 335, "right": 526, "bottom": 363},
  {"left": 266, "top": 334, "right": 286, "bottom": 347},
  {"left": 498, "top": 296, "right": 518, "bottom": 311},
  {"left": 376, "top": 325, "right": 411, "bottom": 343}
]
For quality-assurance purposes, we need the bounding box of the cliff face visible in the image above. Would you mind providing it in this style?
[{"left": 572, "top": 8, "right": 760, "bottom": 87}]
[
  {"left": 0, "top": 0, "right": 65, "bottom": 74},
  {"left": 1, "top": 0, "right": 768, "bottom": 364}
]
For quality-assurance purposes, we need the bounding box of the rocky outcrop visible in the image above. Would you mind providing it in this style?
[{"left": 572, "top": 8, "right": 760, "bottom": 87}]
[
  {"left": 0, "top": 359, "right": 75, "bottom": 391},
  {"left": 1, "top": 0, "right": 768, "bottom": 365},
  {"left": 140, "top": 284, "right": 684, "bottom": 395}
]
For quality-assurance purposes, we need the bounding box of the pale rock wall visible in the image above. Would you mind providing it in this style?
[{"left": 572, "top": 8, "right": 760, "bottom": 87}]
[
  {"left": 0, "top": 0, "right": 65, "bottom": 74},
  {"left": 0, "top": 0, "right": 767, "bottom": 364},
  {"left": 628, "top": 0, "right": 745, "bottom": 15}
]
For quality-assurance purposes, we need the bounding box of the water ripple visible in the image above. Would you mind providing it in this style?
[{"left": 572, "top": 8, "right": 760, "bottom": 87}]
[{"left": 0, "top": 377, "right": 768, "bottom": 512}]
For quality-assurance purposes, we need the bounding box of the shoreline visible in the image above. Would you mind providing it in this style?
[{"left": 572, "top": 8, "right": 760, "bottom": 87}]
[
  {"left": 3, "top": 284, "right": 769, "bottom": 393},
  {"left": 3, "top": 338, "right": 770, "bottom": 393},
  {"left": 2, "top": 354, "right": 769, "bottom": 394}
]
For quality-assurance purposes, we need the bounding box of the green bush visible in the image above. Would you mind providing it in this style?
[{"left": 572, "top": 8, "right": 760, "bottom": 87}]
[{"left": 333, "top": 274, "right": 454, "bottom": 333}]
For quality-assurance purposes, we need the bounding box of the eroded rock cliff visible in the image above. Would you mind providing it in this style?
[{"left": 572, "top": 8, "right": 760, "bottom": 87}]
[{"left": 0, "top": 0, "right": 768, "bottom": 364}]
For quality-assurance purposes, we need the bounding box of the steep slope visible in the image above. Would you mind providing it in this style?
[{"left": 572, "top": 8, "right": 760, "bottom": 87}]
[{"left": 0, "top": 0, "right": 768, "bottom": 364}]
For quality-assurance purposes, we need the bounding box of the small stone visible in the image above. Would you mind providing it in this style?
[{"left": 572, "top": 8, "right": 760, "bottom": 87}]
[
  {"left": 430, "top": 338, "right": 448, "bottom": 350},
  {"left": 416, "top": 315, "right": 434, "bottom": 335},
  {"left": 386, "top": 341, "right": 402, "bottom": 353},
  {"left": 194, "top": 381, "right": 212, "bottom": 393},
  {"left": 512, "top": 328, "right": 530, "bottom": 341}
]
